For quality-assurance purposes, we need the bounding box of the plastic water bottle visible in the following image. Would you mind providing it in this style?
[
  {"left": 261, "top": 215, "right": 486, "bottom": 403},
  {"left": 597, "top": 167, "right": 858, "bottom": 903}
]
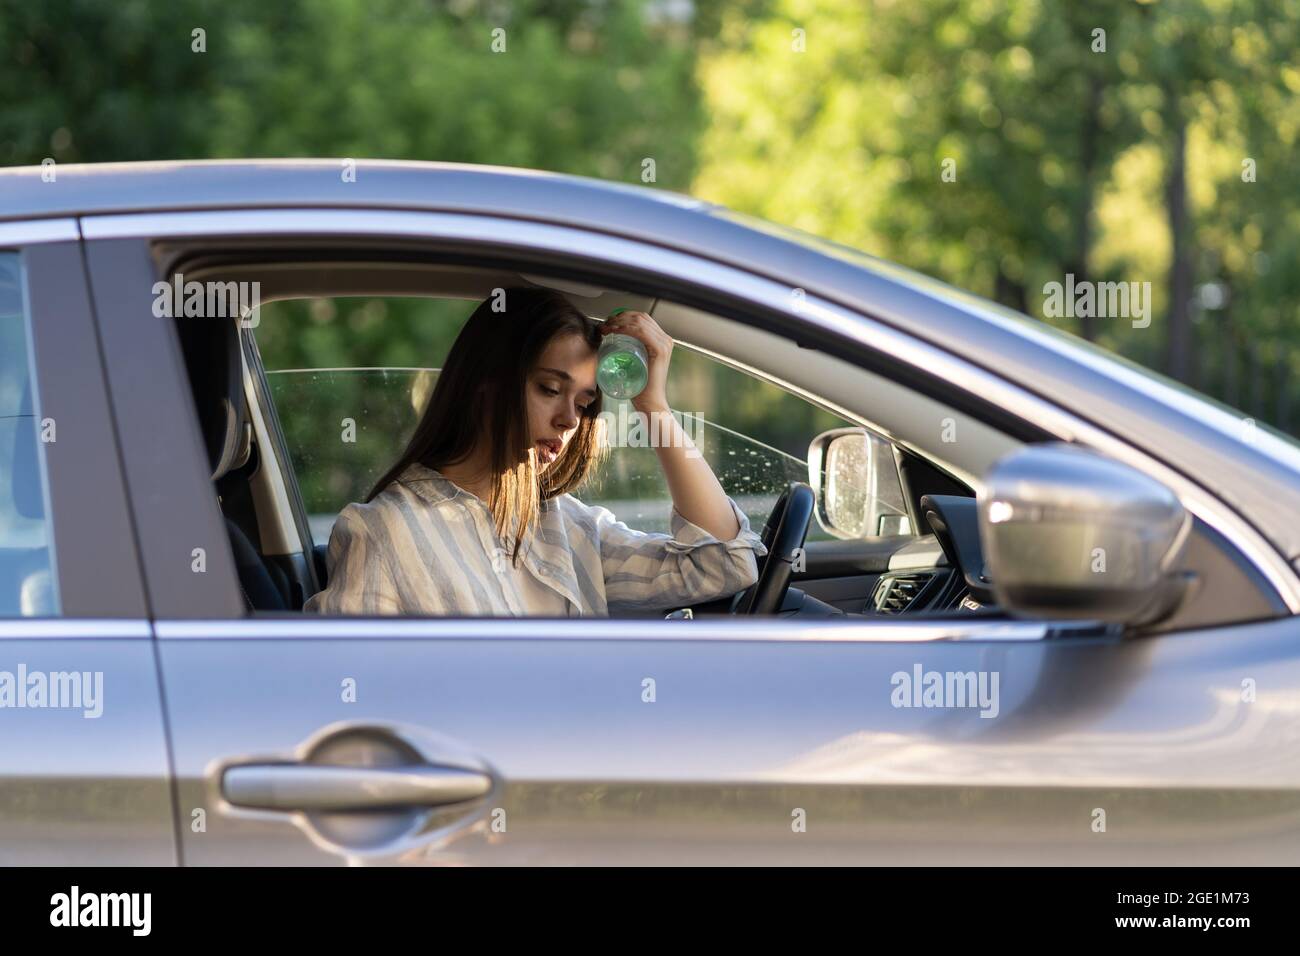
[{"left": 597, "top": 312, "right": 649, "bottom": 400}]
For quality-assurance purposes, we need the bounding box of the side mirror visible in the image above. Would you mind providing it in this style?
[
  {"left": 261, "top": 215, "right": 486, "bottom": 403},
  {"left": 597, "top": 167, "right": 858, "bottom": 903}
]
[
  {"left": 978, "top": 443, "right": 1193, "bottom": 625},
  {"left": 808, "top": 427, "right": 911, "bottom": 539}
]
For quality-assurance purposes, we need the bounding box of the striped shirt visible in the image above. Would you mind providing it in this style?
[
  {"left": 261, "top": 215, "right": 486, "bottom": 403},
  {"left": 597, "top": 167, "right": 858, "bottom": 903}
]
[{"left": 303, "top": 462, "right": 768, "bottom": 616}]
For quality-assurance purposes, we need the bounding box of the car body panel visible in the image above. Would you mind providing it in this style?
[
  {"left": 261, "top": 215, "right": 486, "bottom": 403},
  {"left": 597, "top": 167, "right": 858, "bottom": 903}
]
[
  {"left": 1, "top": 160, "right": 1294, "bottom": 865},
  {"left": 0, "top": 628, "right": 176, "bottom": 865},
  {"left": 156, "top": 615, "right": 1300, "bottom": 865},
  {"left": 0, "top": 233, "right": 173, "bottom": 864},
  {"left": 21, "top": 239, "right": 149, "bottom": 617},
  {"left": 81, "top": 237, "right": 246, "bottom": 620}
]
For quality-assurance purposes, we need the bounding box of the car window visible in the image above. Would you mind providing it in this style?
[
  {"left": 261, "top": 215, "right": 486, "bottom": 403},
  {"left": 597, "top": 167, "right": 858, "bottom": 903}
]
[
  {"left": 0, "top": 253, "right": 59, "bottom": 616},
  {"left": 252, "top": 295, "right": 914, "bottom": 545},
  {"left": 253, "top": 296, "right": 474, "bottom": 544},
  {"left": 265, "top": 366, "right": 437, "bottom": 544},
  {"left": 579, "top": 347, "right": 863, "bottom": 541}
]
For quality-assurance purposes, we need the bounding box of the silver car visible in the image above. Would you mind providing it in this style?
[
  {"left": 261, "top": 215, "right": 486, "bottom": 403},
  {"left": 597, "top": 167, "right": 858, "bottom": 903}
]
[{"left": 1, "top": 160, "right": 1297, "bottom": 865}]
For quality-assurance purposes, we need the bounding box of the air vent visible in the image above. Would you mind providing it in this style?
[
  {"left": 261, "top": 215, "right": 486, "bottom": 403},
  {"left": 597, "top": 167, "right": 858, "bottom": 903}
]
[{"left": 873, "top": 572, "right": 935, "bottom": 613}]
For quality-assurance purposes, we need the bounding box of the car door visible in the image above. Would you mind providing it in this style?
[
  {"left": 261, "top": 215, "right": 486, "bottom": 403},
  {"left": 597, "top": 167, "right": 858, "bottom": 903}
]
[
  {"left": 0, "top": 222, "right": 174, "bottom": 865},
  {"left": 82, "top": 206, "right": 1300, "bottom": 865}
]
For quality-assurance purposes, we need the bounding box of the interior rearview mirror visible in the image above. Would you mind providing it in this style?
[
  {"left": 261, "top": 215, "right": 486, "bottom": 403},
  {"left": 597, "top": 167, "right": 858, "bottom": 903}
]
[
  {"left": 978, "top": 443, "right": 1193, "bottom": 625},
  {"left": 808, "top": 427, "right": 911, "bottom": 539}
]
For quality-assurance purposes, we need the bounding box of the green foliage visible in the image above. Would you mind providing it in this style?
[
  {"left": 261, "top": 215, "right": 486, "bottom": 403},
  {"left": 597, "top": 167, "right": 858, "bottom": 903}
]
[
  {"left": 694, "top": 0, "right": 1300, "bottom": 430},
  {"left": 3, "top": 0, "right": 1296, "bottom": 431}
]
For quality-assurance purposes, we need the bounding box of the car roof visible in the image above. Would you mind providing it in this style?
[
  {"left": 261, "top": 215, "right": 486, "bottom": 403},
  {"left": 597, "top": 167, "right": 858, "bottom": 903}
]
[
  {"left": 4, "top": 159, "right": 1299, "bottom": 572},
  {"left": 0, "top": 158, "right": 716, "bottom": 224}
]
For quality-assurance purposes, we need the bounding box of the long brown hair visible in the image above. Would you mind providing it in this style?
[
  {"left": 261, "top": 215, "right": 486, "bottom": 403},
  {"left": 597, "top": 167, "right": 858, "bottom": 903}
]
[{"left": 366, "top": 287, "right": 607, "bottom": 565}]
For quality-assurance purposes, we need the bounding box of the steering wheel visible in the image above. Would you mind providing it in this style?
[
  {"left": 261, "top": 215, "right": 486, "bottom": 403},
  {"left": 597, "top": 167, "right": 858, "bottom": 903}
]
[{"left": 734, "top": 481, "right": 815, "bottom": 615}]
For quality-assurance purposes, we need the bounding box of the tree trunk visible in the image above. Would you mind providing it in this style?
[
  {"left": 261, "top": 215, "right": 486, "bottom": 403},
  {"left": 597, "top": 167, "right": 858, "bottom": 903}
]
[
  {"left": 994, "top": 269, "right": 1028, "bottom": 316},
  {"left": 1222, "top": 310, "right": 1239, "bottom": 410},
  {"left": 1164, "top": 95, "right": 1194, "bottom": 382},
  {"left": 1248, "top": 343, "right": 1263, "bottom": 418},
  {"left": 1275, "top": 351, "right": 1290, "bottom": 433},
  {"left": 1071, "top": 73, "right": 1103, "bottom": 341}
]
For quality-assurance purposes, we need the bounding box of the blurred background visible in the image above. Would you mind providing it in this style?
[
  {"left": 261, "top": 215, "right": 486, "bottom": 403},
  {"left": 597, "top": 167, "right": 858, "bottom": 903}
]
[{"left": 3, "top": 0, "right": 1297, "bottom": 437}]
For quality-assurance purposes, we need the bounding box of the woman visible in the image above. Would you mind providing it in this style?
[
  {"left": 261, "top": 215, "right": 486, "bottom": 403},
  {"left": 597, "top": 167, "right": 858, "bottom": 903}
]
[{"left": 304, "top": 286, "right": 767, "bottom": 616}]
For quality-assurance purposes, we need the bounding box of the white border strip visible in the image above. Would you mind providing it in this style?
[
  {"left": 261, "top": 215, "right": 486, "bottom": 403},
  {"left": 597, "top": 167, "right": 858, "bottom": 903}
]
[
  {"left": 155, "top": 617, "right": 1052, "bottom": 642},
  {"left": 0, "top": 619, "right": 152, "bottom": 639},
  {"left": 0, "top": 218, "right": 79, "bottom": 246}
]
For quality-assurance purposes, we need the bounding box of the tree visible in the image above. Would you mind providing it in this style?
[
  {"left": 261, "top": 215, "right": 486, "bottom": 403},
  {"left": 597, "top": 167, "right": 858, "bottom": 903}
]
[{"left": 691, "top": 0, "right": 1300, "bottom": 428}]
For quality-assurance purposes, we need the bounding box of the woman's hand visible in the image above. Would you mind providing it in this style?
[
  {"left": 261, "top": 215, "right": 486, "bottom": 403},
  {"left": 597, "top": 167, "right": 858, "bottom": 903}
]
[
  {"left": 599, "top": 310, "right": 672, "bottom": 413},
  {"left": 599, "top": 309, "right": 740, "bottom": 542}
]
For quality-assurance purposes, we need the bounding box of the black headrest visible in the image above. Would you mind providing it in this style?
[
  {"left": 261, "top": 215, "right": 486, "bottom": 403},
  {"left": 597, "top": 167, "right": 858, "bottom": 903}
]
[{"left": 179, "top": 317, "right": 249, "bottom": 481}]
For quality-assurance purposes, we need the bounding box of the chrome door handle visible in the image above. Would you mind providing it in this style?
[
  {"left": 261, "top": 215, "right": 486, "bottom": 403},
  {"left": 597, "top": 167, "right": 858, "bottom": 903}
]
[{"left": 222, "top": 764, "right": 492, "bottom": 812}]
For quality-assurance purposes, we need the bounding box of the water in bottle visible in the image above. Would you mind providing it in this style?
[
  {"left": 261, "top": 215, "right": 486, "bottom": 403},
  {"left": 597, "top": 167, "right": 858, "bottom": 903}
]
[{"left": 597, "top": 332, "right": 649, "bottom": 400}]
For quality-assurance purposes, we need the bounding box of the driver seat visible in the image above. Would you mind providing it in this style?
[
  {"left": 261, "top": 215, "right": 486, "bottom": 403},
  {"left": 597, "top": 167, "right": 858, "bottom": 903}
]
[{"left": 179, "top": 315, "right": 290, "bottom": 611}]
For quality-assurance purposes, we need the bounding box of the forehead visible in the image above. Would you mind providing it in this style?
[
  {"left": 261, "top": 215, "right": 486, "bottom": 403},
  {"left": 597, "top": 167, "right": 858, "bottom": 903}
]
[{"left": 535, "top": 332, "right": 597, "bottom": 380}]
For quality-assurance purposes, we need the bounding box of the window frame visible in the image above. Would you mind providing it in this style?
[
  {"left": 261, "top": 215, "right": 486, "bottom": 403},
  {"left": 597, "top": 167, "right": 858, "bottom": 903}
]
[
  {"left": 82, "top": 234, "right": 245, "bottom": 621},
  {"left": 239, "top": 322, "right": 321, "bottom": 594},
  {"left": 0, "top": 224, "right": 149, "bottom": 625},
  {"left": 77, "top": 206, "right": 1298, "bottom": 631}
]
